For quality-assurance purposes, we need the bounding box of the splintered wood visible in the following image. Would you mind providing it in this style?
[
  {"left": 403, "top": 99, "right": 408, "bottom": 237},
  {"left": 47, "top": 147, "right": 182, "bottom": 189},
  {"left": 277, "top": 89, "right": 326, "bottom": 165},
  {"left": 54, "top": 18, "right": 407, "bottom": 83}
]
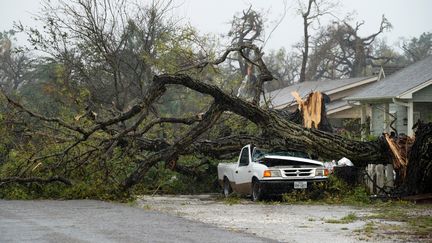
[
  {"left": 291, "top": 91, "right": 322, "bottom": 129},
  {"left": 384, "top": 133, "right": 414, "bottom": 179}
]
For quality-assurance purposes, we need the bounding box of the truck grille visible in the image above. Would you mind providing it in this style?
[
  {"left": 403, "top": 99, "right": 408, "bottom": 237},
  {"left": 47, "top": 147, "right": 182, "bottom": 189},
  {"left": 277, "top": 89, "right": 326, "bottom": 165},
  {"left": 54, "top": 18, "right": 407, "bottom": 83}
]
[{"left": 283, "top": 168, "right": 314, "bottom": 177}]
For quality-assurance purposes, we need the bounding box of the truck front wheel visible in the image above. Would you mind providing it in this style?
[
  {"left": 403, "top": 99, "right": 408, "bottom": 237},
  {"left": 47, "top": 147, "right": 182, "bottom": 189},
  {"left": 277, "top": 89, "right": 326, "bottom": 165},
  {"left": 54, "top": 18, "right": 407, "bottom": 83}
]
[
  {"left": 252, "top": 179, "right": 263, "bottom": 201},
  {"left": 223, "top": 177, "right": 232, "bottom": 197}
]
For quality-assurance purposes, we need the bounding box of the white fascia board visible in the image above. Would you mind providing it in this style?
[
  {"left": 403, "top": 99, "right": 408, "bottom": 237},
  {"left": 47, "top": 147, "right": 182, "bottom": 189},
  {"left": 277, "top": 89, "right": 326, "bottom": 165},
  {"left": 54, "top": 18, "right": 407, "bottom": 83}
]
[
  {"left": 398, "top": 79, "right": 432, "bottom": 99},
  {"left": 327, "top": 105, "right": 352, "bottom": 115},
  {"left": 326, "top": 76, "right": 378, "bottom": 95}
]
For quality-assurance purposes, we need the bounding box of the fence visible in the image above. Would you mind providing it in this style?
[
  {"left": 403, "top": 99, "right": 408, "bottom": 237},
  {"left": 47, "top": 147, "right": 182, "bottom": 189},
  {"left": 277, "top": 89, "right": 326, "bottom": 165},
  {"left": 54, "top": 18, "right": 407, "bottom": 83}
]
[{"left": 365, "top": 164, "right": 395, "bottom": 195}]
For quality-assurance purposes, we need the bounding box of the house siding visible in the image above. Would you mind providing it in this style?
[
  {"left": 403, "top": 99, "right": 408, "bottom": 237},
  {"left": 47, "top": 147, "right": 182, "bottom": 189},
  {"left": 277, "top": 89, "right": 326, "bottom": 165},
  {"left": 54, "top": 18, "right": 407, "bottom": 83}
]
[
  {"left": 414, "top": 102, "right": 432, "bottom": 122},
  {"left": 371, "top": 102, "right": 431, "bottom": 136},
  {"left": 413, "top": 84, "right": 432, "bottom": 102}
]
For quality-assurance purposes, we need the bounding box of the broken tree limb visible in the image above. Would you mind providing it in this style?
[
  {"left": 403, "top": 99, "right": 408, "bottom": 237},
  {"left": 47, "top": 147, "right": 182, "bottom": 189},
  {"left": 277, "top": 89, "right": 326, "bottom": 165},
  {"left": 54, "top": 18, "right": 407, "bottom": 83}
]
[
  {"left": 151, "top": 74, "right": 387, "bottom": 166},
  {"left": 121, "top": 102, "right": 224, "bottom": 189},
  {"left": 0, "top": 176, "right": 72, "bottom": 186},
  {"left": 292, "top": 91, "right": 322, "bottom": 129},
  {"left": 291, "top": 91, "right": 332, "bottom": 132},
  {"left": 384, "top": 133, "right": 414, "bottom": 179}
]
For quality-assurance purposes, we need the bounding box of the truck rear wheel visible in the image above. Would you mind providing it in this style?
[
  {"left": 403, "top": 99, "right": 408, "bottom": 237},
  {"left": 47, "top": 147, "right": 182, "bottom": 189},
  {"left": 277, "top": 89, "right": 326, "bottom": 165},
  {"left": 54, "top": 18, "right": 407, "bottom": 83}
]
[
  {"left": 252, "top": 179, "right": 263, "bottom": 201},
  {"left": 223, "top": 177, "right": 232, "bottom": 198}
]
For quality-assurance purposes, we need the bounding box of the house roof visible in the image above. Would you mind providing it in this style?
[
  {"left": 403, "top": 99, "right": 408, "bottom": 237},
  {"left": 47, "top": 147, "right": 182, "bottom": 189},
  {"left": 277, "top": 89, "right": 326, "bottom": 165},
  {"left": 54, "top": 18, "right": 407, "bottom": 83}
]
[
  {"left": 326, "top": 99, "right": 351, "bottom": 114},
  {"left": 382, "top": 65, "right": 406, "bottom": 76},
  {"left": 266, "top": 76, "right": 377, "bottom": 109},
  {"left": 346, "top": 56, "right": 432, "bottom": 101}
]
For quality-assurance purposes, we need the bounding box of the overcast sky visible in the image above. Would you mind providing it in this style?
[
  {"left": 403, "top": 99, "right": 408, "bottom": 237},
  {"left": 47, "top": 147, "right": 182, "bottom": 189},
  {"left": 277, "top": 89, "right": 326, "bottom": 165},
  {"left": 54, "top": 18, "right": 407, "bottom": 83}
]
[{"left": 1, "top": 0, "right": 431, "bottom": 52}]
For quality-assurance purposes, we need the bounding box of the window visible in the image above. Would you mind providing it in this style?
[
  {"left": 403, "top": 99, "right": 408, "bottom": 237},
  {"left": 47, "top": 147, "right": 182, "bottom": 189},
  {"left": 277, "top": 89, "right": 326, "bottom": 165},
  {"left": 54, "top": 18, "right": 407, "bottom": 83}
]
[{"left": 239, "top": 148, "right": 249, "bottom": 166}]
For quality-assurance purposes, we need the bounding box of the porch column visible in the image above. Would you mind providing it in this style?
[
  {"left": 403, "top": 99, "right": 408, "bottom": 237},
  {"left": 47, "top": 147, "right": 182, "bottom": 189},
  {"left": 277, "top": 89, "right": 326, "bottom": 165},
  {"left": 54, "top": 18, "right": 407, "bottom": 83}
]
[
  {"left": 369, "top": 105, "right": 374, "bottom": 135},
  {"left": 407, "top": 101, "right": 414, "bottom": 136},
  {"left": 384, "top": 103, "right": 390, "bottom": 133},
  {"left": 360, "top": 104, "right": 367, "bottom": 141}
]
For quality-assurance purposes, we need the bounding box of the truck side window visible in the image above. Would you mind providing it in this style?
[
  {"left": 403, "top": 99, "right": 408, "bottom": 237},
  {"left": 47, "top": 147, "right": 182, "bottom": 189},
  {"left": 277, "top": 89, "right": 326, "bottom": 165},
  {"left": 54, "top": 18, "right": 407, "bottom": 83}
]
[{"left": 239, "top": 148, "right": 249, "bottom": 166}]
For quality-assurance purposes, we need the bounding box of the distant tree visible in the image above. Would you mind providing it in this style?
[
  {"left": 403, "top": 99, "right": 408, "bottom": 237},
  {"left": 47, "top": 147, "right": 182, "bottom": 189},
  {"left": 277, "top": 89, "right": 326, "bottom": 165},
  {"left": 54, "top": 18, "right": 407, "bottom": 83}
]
[
  {"left": 370, "top": 38, "right": 405, "bottom": 66},
  {"left": 297, "top": 0, "right": 337, "bottom": 82},
  {"left": 401, "top": 32, "right": 432, "bottom": 63},
  {"left": 0, "top": 31, "right": 34, "bottom": 93},
  {"left": 227, "top": 6, "right": 274, "bottom": 104},
  {"left": 228, "top": 6, "right": 264, "bottom": 76},
  {"left": 263, "top": 48, "right": 300, "bottom": 91},
  {"left": 306, "top": 15, "right": 392, "bottom": 79},
  {"left": 19, "top": 0, "right": 202, "bottom": 112}
]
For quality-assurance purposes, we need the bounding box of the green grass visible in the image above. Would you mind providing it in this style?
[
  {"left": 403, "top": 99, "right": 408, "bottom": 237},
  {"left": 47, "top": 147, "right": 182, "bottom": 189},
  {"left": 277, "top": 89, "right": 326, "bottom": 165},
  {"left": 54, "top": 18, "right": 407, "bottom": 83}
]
[
  {"left": 366, "top": 209, "right": 408, "bottom": 221},
  {"left": 407, "top": 215, "right": 432, "bottom": 236},
  {"left": 354, "top": 204, "right": 432, "bottom": 241},
  {"left": 222, "top": 195, "right": 242, "bottom": 205},
  {"left": 363, "top": 222, "right": 376, "bottom": 234},
  {"left": 325, "top": 213, "right": 358, "bottom": 224},
  {"left": 142, "top": 204, "right": 152, "bottom": 210}
]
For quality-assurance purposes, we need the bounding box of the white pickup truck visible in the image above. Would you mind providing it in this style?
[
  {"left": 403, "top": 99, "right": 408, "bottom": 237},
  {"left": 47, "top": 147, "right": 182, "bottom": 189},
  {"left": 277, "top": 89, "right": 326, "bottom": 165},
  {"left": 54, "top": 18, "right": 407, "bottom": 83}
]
[{"left": 217, "top": 144, "right": 329, "bottom": 201}]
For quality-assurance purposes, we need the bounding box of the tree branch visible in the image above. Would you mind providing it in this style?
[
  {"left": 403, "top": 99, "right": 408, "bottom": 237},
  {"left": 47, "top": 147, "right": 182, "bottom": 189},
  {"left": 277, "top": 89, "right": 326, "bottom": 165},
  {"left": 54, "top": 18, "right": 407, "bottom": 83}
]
[{"left": 0, "top": 176, "right": 72, "bottom": 186}]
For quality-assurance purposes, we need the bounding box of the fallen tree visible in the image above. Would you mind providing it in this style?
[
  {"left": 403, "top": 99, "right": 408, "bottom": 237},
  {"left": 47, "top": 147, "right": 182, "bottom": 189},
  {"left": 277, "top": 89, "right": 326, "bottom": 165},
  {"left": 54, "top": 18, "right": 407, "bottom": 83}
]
[
  {"left": 404, "top": 121, "right": 432, "bottom": 194},
  {"left": 0, "top": 43, "right": 430, "bottom": 196},
  {"left": 121, "top": 73, "right": 388, "bottom": 188}
]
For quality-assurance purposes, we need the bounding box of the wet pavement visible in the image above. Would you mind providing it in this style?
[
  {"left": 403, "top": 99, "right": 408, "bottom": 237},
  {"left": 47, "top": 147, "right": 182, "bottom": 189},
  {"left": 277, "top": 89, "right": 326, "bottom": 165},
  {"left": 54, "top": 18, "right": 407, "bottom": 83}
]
[{"left": 0, "top": 199, "right": 274, "bottom": 243}]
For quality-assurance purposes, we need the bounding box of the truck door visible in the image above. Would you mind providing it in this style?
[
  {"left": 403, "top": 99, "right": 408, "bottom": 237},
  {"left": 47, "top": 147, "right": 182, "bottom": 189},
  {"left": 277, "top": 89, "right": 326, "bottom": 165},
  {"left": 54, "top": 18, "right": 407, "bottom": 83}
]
[{"left": 234, "top": 145, "right": 253, "bottom": 194}]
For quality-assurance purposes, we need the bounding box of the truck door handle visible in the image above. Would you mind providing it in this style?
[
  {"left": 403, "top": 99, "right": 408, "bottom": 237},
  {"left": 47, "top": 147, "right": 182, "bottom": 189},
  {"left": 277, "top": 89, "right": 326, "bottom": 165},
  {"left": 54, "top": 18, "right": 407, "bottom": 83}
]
[
  {"left": 235, "top": 171, "right": 238, "bottom": 173},
  {"left": 248, "top": 170, "right": 251, "bottom": 173}
]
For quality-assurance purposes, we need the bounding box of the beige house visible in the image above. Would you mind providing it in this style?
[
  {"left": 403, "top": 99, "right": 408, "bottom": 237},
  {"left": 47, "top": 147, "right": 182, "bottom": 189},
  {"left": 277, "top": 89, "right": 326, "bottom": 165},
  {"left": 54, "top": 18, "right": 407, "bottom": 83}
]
[{"left": 265, "top": 76, "right": 378, "bottom": 128}]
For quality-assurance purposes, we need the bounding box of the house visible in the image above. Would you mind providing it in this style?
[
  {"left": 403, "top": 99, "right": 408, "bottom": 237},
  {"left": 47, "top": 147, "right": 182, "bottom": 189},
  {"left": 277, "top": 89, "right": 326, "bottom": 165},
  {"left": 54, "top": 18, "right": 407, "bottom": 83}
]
[
  {"left": 345, "top": 56, "right": 432, "bottom": 137},
  {"left": 265, "top": 76, "right": 378, "bottom": 128}
]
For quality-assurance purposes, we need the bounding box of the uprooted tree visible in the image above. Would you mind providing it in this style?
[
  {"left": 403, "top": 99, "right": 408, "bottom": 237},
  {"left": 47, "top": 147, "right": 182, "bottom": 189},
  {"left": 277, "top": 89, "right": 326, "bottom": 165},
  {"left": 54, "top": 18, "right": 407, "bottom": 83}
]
[{"left": 1, "top": 41, "right": 431, "bottom": 195}]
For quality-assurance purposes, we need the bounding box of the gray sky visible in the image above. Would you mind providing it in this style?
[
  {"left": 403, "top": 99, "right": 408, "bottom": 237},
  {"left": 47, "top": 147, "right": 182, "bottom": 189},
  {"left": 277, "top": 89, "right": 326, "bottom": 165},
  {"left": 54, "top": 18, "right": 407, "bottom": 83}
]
[{"left": 1, "top": 0, "right": 431, "bottom": 52}]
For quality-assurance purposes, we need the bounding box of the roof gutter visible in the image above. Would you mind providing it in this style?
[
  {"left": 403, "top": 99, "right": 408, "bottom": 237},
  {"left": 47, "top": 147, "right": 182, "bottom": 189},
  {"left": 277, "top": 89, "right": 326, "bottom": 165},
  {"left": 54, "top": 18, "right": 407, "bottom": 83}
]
[
  {"left": 344, "top": 96, "right": 395, "bottom": 101},
  {"left": 346, "top": 100, "right": 360, "bottom": 106},
  {"left": 392, "top": 98, "right": 409, "bottom": 107}
]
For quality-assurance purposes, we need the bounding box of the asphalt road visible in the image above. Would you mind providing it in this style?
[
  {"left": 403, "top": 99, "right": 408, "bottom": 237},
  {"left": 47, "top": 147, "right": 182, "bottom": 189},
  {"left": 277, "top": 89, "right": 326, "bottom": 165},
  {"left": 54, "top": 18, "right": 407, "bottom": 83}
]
[{"left": 0, "top": 200, "right": 273, "bottom": 243}]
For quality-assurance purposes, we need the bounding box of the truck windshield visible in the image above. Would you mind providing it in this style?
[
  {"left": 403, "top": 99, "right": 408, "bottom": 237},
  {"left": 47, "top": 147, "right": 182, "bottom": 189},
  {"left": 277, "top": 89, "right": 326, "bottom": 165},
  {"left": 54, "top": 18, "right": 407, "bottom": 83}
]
[{"left": 252, "top": 148, "right": 310, "bottom": 160}]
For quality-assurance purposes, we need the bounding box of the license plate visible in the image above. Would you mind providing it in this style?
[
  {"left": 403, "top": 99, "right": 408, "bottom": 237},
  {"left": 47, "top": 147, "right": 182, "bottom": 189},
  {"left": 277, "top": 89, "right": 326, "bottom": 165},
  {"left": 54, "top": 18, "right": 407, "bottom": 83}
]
[{"left": 294, "top": 181, "right": 307, "bottom": 189}]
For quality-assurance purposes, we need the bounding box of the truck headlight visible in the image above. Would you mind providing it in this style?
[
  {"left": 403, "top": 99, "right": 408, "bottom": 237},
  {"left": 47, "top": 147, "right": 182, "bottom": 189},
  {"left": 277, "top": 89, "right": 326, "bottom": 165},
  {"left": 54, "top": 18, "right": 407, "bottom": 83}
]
[
  {"left": 263, "top": 170, "right": 282, "bottom": 177},
  {"left": 316, "top": 169, "right": 329, "bottom": 176}
]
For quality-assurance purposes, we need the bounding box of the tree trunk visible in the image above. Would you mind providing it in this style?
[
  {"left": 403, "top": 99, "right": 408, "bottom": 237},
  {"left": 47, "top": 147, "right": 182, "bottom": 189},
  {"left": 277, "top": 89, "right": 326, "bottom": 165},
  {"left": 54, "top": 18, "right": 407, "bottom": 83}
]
[
  {"left": 351, "top": 40, "right": 366, "bottom": 77},
  {"left": 299, "top": 0, "right": 313, "bottom": 83},
  {"left": 156, "top": 74, "right": 388, "bottom": 165},
  {"left": 403, "top": 121, "right": 432, "bottom": 195}
]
